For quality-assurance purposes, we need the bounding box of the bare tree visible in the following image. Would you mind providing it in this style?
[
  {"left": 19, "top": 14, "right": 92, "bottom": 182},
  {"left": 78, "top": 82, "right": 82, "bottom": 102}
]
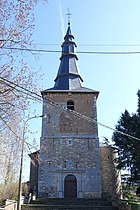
[{"left": 0, "top": 0, "right": 47, "bottom": 186}]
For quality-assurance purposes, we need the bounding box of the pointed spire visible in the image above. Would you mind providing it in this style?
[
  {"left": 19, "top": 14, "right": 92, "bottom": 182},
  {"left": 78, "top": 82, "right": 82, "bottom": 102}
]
[
  {"left": 64, "top": 25, "right": 74, "bottom": 42},
  {"left": 43, "top": 18, "right": 99, "bottom": 94},
  {"left": 53, "top": 22, "right": 83, "bottom": 90}
]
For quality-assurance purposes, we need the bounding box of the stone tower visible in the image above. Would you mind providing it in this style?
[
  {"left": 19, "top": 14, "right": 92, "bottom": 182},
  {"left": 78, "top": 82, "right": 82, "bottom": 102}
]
[{"left": 38, "top": 22, "right": 102, "bottom": 198}]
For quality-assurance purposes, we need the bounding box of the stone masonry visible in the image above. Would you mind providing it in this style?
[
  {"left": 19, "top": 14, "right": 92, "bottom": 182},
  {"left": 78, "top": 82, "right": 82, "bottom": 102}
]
[
  {"left": 38, "top": 92, "right": 102, "bottom": 198},
  {"left": 100, "top": 146, "right": 122, "bottom": 200}
]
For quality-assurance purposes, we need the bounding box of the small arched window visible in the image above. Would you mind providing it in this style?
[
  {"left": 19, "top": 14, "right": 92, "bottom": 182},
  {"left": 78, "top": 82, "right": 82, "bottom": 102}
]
[{"left": 67, "top": 100, "right": 74, "bottom": 110}]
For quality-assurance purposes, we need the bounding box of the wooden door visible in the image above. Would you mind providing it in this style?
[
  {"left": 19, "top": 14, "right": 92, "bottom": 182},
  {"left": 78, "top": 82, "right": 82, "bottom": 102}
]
[{"left": 64, "top": 174, "right": 77, "bottom": 198}]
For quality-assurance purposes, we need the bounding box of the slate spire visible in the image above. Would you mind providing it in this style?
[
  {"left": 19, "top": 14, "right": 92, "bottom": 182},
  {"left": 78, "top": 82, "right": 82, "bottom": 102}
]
[
  {"left": 53, "top": 22, "right": 83, "bottom": 90},
  {"left": 44, "top": 22, "right": 99, "bottom": 94}
]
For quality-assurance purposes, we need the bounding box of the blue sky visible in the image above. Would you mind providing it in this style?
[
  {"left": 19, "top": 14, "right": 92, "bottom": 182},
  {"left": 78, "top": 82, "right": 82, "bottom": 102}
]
[{"left": 23, "top": 0, "right": 140, "bottom": 180}]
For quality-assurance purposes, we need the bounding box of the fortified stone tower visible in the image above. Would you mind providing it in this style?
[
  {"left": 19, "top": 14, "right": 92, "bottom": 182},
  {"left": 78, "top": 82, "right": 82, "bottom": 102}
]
[{"left": 38, "top": 22, "right": 102, "bottom": 198}]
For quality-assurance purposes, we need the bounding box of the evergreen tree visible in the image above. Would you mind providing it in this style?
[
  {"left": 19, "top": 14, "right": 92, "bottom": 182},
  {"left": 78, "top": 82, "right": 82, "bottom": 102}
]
[
  {"left": 137, "top": 90, "right": 140, "bottom": 117},
  {"left": 112, "top": 91, "right": 140, "bottom": 184}
]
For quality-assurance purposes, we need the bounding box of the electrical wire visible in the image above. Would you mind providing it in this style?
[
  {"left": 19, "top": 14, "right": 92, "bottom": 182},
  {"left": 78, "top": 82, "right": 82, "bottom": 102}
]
[
  {"left": 19, "top": 43, "right": 140, "bottom": 47},
  {"left": 1, "top": 76, "right": 140, "bottom": 166},
  {"left": 0, "top": 77, "right": 43, "bottom": 103},
  {"left": 3, "top": 46, "right": 140, "bottom": 55},
  {"left": 0, "top": 113, "right": 38, "bottom": 151},
  {"left": 1, "top": 76, "right": 140, "bottom": 143}
]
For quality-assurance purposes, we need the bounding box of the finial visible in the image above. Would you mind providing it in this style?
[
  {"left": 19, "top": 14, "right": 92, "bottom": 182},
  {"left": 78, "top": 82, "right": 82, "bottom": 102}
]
[{"left": 66, "top": 8, "right": 71, "bottom": 25}]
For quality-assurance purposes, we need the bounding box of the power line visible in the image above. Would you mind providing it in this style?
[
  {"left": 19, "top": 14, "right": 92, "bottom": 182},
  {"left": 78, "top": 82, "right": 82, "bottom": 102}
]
[
  {"left": 0, "top": 77, "right": 43, "bottom": 103},
  {"left": 3, "top": 47, "right": 61, "bottom": 53},
  {"left": 0, "top": 80, "right": 42, "bottom": 151},
  {"left": 0, "top": 114, "right": 38, "bottom": 151},
  {"left": 3, "top": 39, "right": 140, "bottom": 47},
  {"left": 1, "top": 77, "right": 140, "bottom": 168},
  {"left": 33, "top": 43, "right": 140, "bottom": 47},
  {"left": 1, "top": 76, "right": 140, "bottom": 143},
  {"left": 3, "top": 46, "right": 140, "bottom": 55},
  {"left": 78, "top": 44, "right": 140, "bottom": 47}
]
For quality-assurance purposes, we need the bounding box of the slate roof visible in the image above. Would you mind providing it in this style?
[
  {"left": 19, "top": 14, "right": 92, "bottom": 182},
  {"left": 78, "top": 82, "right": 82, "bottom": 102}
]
[{"left": 42, "top": 23, "right": 99, "bottom": 95}]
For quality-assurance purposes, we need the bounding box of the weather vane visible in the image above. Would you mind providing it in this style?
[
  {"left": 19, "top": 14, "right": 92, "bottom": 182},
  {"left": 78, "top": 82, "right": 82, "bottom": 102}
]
[{"left": 66, "top": 8, "right": 72, "bottom": 25}]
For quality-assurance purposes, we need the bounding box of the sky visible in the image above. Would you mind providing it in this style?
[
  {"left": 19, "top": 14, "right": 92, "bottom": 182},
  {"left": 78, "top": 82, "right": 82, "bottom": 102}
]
[{"left": 23, "top": 0, "right": 140, "bottom": 181}]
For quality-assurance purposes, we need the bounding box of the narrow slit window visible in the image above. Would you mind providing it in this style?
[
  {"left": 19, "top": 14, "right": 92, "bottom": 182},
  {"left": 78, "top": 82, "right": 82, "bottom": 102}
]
[{"left": 67, "top": 100, "right": 74, "bottom": 110}]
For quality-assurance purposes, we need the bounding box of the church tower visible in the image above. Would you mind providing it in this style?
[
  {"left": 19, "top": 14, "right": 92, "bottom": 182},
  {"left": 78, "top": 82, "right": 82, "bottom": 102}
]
[{"left": 38, "top": 22, "right": 102, "bottom": 198}]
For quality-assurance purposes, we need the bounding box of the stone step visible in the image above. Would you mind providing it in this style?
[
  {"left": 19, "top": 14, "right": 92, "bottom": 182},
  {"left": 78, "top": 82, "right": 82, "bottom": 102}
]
[
  {"left": 31, "top": 198, "right": 112, "bottom": 206},
  {"left": 22, "top": 198, "right": 119, "bottom": 210},
  {"left": 22, "top": 204, "right": 119, "bottom": 210}
]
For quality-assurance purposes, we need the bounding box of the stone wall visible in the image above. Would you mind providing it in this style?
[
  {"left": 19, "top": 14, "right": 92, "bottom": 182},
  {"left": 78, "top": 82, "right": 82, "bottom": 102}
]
[
  {"left": 38, "top": 137, "right": 102, "bottom": 198},
  {"left": 30, "top": 91, "right": 122, "bottom": 200},
  {"left": 100, "top": 146, "right": 122, "bottom": 200},
  {"left": 41, "top": 92, "right": 98, "bottom": 136},
  {"left": 38, "top": 92, "right": 102, "bottom": 198},
  {"left": 29, "top": 151, "right": 39, "bottom": 195}
]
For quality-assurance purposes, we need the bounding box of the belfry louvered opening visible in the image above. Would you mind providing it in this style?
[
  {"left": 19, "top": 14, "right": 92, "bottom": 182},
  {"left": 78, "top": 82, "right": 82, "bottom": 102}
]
[{"left": 67, "top": 100, "right": 74, "bottom": 110}]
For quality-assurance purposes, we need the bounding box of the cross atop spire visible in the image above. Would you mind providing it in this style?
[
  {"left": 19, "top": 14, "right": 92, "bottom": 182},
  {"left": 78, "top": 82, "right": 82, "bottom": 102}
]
[{"left": 66, "top": 8, "right": 71, "bottom": 25}]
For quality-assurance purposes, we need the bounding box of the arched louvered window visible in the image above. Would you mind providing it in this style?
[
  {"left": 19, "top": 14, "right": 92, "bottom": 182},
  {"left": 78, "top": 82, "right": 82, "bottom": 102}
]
[{"left": 67, "top": 100, "right": 74, "bottom": 110}]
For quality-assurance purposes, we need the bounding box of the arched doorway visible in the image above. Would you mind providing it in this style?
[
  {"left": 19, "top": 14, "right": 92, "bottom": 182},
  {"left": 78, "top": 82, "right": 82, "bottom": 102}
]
[{"left": 64, "top": 174, "right": 77, "bottom": 198}]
